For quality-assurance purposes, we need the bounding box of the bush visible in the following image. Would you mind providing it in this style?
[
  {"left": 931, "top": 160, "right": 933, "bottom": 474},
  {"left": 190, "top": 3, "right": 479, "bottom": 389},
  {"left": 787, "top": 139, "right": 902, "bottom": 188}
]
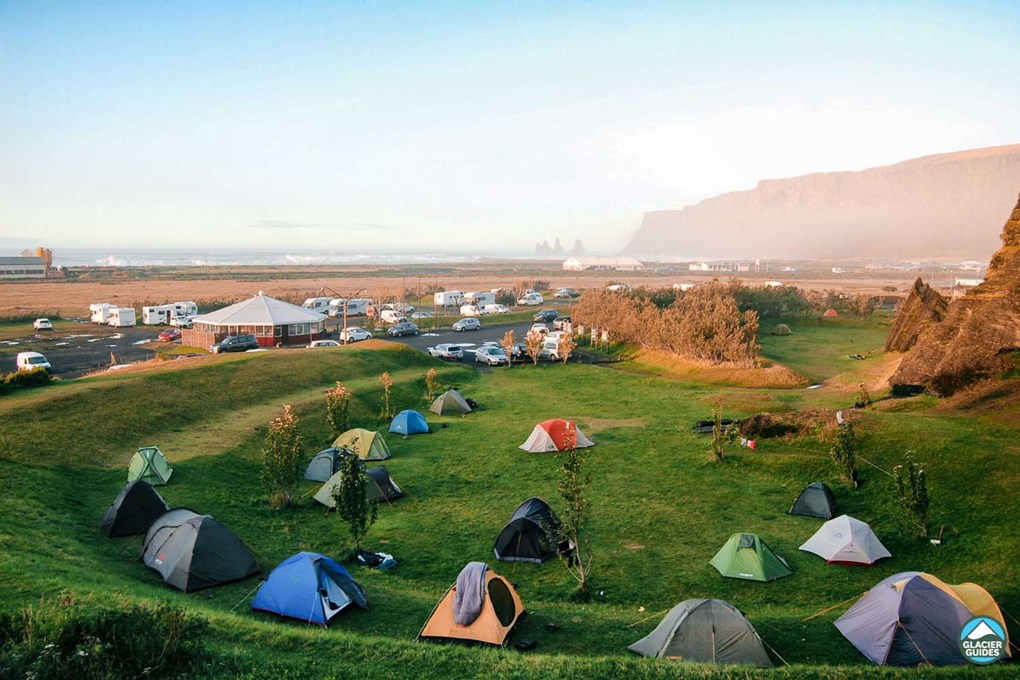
[
  {"left": 893, "top": 452, "right": 931, "bottom": 538},
  {"left": 0, "top": 367, "right": 52, "bottom": 395},
  {"left": 829, "top": 421, "right": 860, "bottom": 488},
  {"left": 260, "top": 404, "right": 304, "bottom": 508}
]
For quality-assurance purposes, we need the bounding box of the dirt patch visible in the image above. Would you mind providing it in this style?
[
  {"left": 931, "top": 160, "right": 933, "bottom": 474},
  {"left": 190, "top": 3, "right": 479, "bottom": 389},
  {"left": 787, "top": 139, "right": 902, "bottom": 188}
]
[
  {"left": 739, "top": 408, "right": 851, "bottom": 439},
  {"left": 623, "top": 543, "right": 644, "bottom": 550},
  {"left": 630, "top": 349, "right": 809, "bottom": 388}
]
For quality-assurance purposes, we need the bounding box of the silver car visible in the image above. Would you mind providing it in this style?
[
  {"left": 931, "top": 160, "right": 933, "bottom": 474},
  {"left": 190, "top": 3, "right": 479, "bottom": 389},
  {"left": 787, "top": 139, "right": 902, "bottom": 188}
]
[
  {"left": 427, "top": 343, "right": 464, "bottom": 361},
  {"left": 474, "top": 346, "right": 509, "bottom": 366},
  {"left": 452, "top": 318, "right": 481, "bottom": 332}
]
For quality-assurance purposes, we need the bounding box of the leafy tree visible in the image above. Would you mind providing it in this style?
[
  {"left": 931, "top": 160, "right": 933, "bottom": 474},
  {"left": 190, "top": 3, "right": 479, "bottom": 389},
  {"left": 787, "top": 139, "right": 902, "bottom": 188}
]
[
  {"left": 558, "top": 331, "right": 577, "bottom": 364},
  {"left": 525, "top": 329, "right": 544, "bottom": 365},
  {"left": 855, "top": 383, "right": 871, "bottom": 408},
  {"left": 830, "top": 421, "right": 860, "bottom": 488},
  {"left": 893, "top": 451, "right": 930, "bottom": 538},
  {"left": 261, "top": 404, "right": 304, "bottom": 508},
  {"left": 556, "top": 441, "right": 594, "bottom": 598},
  {"left": 330, "top": 448, "right": 378, "bottom": 553},
  {"left": 424, "top": 368, "right": 440, "bottom": 404},
  {"left": 379, "top": 371, "right": 394, "bottom": 420},
  {"left": 325, "top": 381, "right": 353, "bottom": 438},
  {"left": 708, "top": 407, "right": 736, "bottom": 462},
  {"left": 499, "top": 329, "right": 516, "bottom": 368}
]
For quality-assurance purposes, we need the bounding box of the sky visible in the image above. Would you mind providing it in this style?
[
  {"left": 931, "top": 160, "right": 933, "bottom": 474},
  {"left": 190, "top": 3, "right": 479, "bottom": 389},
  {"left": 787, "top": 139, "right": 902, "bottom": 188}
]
[{"left": 1, "top": 1, "right": 1018, "bottom": 255}]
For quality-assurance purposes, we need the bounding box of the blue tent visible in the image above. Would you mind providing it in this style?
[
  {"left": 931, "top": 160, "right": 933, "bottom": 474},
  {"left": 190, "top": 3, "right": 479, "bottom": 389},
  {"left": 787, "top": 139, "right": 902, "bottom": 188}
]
[
  {"left": 252, "top": 552, "right": 368, "bottom": 626},
  {"left": 389, "top": 410, "right": 430, "bottom": 435}
]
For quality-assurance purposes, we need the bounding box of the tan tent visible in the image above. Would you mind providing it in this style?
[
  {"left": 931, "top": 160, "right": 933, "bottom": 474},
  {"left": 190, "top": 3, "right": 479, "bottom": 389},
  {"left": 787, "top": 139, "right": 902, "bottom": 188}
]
[
  {"left": 519, "top": 419, "right": 594, "bottom": 452},
  {"left": 314, "top": 466, "right": 404, "bottom": 507},
  {"left": 419, "top": 563, "right": 525, "bottom": 646},
  {"left": 331, "top": 428, "right": 391, "bottom": 461},
  {"left": 771, "top": 323, "right": 792, "bottom": 336},
  {"left": 429, "top": 389, "right": 472, "bottom": 416}
]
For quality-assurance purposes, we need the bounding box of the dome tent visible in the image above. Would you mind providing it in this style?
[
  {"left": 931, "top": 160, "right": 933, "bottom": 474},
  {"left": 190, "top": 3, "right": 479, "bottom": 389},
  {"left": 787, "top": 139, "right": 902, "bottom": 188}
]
[
  {"left": 628, "top": 598, "right": 772, "bottom": 667},
  {"left": 304, "top": 447, "right": 354, "bottom": 482},
  {"left": 429, "top": 389, "right": 472, "bottom": 416},
  {"left": 519, "top": 419, "right": 594, "bottom": 452},
  {"left": 331, "top": 428, "right": 391, "bottom": 461},
  {"left": 100, "top": 480, "right": 169, "bottom": 538},
  {"left": 389, "top": 410, "right": 430, "bottom": 436},
  {"left": 314, "top": 465, "right": 404, "bottom": 507},
  {"left": 788, "top": 481, "right": 838, "bottom": 519},
  {"left": 771, "top": 323, "right": 792, "bottom": 336},
  {"left": 127, "top": 446, "right": 173, "bottom": 486},
  {"left": 710, "top": 533, "right": 792, "bottom": 582},
  {"left": 419, "top": 562, "right": 525, "bottom": 647},
  {"left": 493, "top": 497, "right": 560, "bottom": 563},
  {"left": 252, "top": 552, "right": 367, "bottom": 626},
  {"left": 799, "top": 515, "right": 891, "bottom": 566},
  {"left": 823, "top": 308, "right": 839, "bottom": 318}
]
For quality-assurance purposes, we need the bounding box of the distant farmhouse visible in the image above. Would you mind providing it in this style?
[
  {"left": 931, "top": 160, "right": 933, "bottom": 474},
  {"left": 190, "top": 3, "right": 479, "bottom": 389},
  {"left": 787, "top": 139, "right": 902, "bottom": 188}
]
[
  {"left": 0, "top": 256, "right": 46, "bottom": 280},
  {"left": 562, "top": 256, "right": 643, "bottom": 271}
]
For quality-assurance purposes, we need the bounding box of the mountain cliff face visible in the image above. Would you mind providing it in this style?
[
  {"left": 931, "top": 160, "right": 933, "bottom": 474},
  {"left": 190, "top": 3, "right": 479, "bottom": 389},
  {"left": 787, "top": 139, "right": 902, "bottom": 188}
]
[
  {"left": 891, "top": 193, "right": 1020, "bottom": 395},
  {"left": 624, "top": 145, "right": 1020, "bottom": 260},
  {"left": 884, "top": 278, "right": 948, "bottom": 353}
]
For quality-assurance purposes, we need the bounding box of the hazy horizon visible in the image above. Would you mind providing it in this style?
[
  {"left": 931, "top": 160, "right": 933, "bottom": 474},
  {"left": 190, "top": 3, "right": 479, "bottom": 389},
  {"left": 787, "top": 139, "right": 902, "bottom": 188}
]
[{"left": 3, "top": 1, "right": 1019, "bottom": 254}]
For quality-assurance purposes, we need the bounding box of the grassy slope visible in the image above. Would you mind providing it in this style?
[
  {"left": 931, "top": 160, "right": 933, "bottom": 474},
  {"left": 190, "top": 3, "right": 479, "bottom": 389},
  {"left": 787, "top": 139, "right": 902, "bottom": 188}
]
[{"left": 0, "top": 327, "right": 1017, "bottom": 678}]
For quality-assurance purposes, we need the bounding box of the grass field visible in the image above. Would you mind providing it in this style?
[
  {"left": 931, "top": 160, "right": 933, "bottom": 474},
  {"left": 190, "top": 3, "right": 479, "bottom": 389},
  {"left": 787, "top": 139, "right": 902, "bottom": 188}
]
[{"left": 0, "top": 316, "right": 1017, "bottom": 678}]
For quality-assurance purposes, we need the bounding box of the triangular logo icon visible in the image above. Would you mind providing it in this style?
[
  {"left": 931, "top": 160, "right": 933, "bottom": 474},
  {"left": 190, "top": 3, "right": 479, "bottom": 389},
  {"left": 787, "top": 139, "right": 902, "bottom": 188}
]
[{"left": 966, "top": 621, "right": 997, "bottom": 640}]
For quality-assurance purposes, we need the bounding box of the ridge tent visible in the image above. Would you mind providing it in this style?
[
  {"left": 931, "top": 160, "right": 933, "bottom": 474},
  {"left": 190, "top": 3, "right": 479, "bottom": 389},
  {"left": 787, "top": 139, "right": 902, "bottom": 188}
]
[
  {"left": 141, "top": 508, "right": 260, "bottom": 592},
  {"left": 493, "top": 497, "right": 560, "bottom": 563},
  {"left": 429, "top": 389, "right": 472, "bottom": 416},
  {"left": 823, "top": 308, "right": 839, "bottom": 318},
  {"left": 304, "top": 447, "right": 354, "bottom": 482},
  {"left": 835, "top": 572, "right": 1011, "bottom": 666},
  {"left": 519, "top": 419, "right": 594, "bottom": 452},
  {"left": 788, "top": 482, "right": 838, "bottom": 519},
  {"left": 799, "top": 515, "right": 891, "bottom": 566},
  {"left": 127, "top": 446, "right": 173, "bottom": 485},
  {"left": 332, "top": 428, "right": 391, "bottom": 461},
  {"left": 314, "top": 466, "right": 404, "bottom": 507},
  {"left": 252, "top": 552, "right": 367, "bottom": 626},
  {"left": 100, "top": 480, "right": 169, "bottom": 538},
  {"left": 710, "top": 533, "right": 793, "bottom": 582},
  {"left": 389, "top": 410, "right": 430, "bottom": 435},
  {"left": 628, "top": 598, "right": 773, "bottom": 667},
  {"left": 419, "top": 562, "right": 525, "bottom": 646},
  {"left": 771, "top": 323, "right": 792, "bottom": 336}
]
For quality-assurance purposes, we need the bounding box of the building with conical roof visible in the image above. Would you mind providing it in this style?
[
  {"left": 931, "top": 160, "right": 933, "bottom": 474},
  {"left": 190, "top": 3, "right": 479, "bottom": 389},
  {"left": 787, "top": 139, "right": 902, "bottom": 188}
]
[{"left": 182, "top": 292, "right": 327, "bottom": 349}]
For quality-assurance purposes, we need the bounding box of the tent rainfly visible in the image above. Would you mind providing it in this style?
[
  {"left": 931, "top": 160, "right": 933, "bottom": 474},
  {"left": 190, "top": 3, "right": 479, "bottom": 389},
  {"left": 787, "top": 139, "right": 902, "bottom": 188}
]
[
  {"left": 710, "top": 533, "right": 793, "bottom": 582},
  {"left": 389, "top": 410, "right": 430, "bottom": 435},
  {"left": 127, "top": 446, "right": 173, "bottom": 486},
  {"left": 799, "top": 515, "right": 891, "bottom": 566},
  {"left": 419, "top": 562, "right": 525, "bottom": 646},
  {"left": 519, "top": 419, "right": 594, "bottom": 452},
  {"left": 823, "top": 308, "right": 839, "bottom": 318},
  {"left": 493, "top": 497, "right": 560, "bottom": 563},
  {"left": 100, "top": 480, "right": 169, "bottom": 538},
  {"left": 788, "top": 482, "right": 838, "bottom": 519},
  {"left": 430, "top": 389, "right": 472, "bottom": 416},
  {"left": 771, "top": 323, "right": 792, "bottom": 336},
  {"left": 836, "top": 572, "right": 1011, "bottom": 666},
  {"left": 304, "top": 447, "right": 352, "bottom": 483},
  {"left": 332, "top": 428, "right": 391, "bottom": 461},
  {"left": 628, "top": 598, "right": 773, "bottom": 667},
  {"left": 314, "top": 466, "right": 404, "bottom": 507},
  {"left": 252, "top": 552, "right": 368, "bottom": 626}
]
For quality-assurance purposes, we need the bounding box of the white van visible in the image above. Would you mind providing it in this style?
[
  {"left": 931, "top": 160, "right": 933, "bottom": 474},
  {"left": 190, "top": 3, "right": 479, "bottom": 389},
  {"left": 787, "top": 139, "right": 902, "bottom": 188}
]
[
  {"left": 482, "top": 303, "right": 509, "bottom": 315},
  {"left": 108, "top": 307, "right": 136, "bottom": 327},
  {"left": 89, "top": 303, "right": 114, "bottom": 324},
  {"left": 380, "top": 309, "right": 407, "bottom": 324},
  {"left": 16, "top": 351, "right": 51, "bottom": 371},
  {"left": 517, "top": 292, "right": 544, "bottom": 306},
  {"left": 459, "top": 303, "right": 481, "bottom": 317},
  {"left": 301, "top": 297, "right": 332, "bottom": 313}
]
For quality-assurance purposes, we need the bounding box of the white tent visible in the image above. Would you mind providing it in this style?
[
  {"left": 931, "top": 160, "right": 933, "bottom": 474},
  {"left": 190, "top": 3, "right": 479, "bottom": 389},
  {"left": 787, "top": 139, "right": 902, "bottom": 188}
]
[
  {"left": 518, "top": 419, "right": 595, "bottom": 453},
  {"left": 799, "top": 515, "right": 891, "bottom": 566}
]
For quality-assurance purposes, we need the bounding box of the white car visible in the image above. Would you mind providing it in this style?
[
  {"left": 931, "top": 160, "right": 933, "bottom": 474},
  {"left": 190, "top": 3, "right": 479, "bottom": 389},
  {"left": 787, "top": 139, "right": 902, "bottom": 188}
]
[
  {"left": 529, "top": 323, "right": 550, "bottom": 336},
  {"left": 482, "top": 304, "right": 509, "bottom": 315},
  {"left": 16, "top": 351, "right": 51, "bottom": 371},
  {"left": 459, "top": 304, "right": 482, "bottom": 317},
  {"left": 380, "top": 309, "right": 407, "bottom": 324},
  {"left": 452, "top": 318, "right": 482, "bottom": 332},
  {"left": 339, "top": 327, "right": 373, "bottom": 344},
  {"left": 307, "top": 339, "right": 342, "bottom": 348},
  {"left": 427, "top": 343, "right": 464, "bottom": 361},
  {"left": 410, "top": 310, "right": 433, "bottom": 320},
  {"left": 33, "top": 318, "right": 53, "bottom": 331},
  {"left": 517, "top": 293, "right": 544, "bottom": 306}
]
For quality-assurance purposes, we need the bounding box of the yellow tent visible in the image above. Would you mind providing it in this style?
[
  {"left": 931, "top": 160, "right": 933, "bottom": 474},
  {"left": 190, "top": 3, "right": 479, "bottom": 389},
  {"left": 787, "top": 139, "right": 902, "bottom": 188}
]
[{"left": 331, "top": 428, "right": 391, "bottom": 461}]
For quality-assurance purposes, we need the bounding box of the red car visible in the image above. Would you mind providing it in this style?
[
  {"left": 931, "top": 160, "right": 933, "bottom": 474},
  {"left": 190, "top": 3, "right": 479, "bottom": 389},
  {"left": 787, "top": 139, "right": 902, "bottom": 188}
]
[{"left": 158, "top": 328, "right": 182, "bottom": 342}]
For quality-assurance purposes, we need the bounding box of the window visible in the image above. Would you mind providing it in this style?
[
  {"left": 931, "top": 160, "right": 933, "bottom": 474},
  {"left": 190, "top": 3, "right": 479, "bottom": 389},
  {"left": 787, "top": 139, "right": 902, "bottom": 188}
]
[{"left": 487, "top": 578, "right": 517, "bottom": 627}]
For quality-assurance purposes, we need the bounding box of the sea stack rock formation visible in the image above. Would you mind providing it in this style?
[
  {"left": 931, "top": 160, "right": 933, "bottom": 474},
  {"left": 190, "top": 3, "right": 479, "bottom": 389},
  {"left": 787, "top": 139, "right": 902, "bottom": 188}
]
[
  {"left": 891, "top": 192, "right": 1020, "bottom": 395},
  {"left": 884, "top": 279, "right": 949, "bottom": 353}
]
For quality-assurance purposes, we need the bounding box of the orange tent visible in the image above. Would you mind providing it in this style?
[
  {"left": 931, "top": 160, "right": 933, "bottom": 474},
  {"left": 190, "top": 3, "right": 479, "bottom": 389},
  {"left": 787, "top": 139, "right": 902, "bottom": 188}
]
[
  {"left": 419, "top": 566, "right": 525, "bottom": 646},
  {"left": 519, "top": 419, "right": 595, "bottom": 452},
  {"left": 823, "top": 308, "right": 839, "bottom": 317}
]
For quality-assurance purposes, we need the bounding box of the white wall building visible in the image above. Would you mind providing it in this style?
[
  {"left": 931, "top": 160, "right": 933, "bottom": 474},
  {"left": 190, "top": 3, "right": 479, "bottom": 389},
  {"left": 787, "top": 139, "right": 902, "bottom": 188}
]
[
  {"left": 0, "top": 256, "right": 45, "bottom": 279},
  {"left": 562, "top": 256, "right": 643, "bottom": 271}
]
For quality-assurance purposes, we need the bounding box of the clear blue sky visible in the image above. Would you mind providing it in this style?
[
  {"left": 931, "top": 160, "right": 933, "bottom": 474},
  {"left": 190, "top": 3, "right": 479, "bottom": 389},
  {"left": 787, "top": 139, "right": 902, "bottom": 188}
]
[{"left": 2, "top": 1, "right": 1018, "bottom": 253}]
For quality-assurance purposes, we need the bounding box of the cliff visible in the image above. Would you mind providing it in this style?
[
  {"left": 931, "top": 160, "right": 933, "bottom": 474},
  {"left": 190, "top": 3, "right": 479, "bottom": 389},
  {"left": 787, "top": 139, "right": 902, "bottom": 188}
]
[
  {"left": 884, "top": 278, "right": 948, "bottom": 353},
  {"left": 624, "top": 145, "right": 1020, "bottom": 260}
]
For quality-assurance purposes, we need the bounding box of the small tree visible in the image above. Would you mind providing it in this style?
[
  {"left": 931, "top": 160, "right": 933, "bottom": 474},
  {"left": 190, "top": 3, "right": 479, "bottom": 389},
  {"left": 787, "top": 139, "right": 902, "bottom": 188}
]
[
  {"left": 708, "top": 407, "right": 736, "bottom": 462},
  {"left": 379, "top": 371, "right": 394, "bottom": 420},
  {"left": 325, "top": 381, "right": 353, "bottom": 438},
  {"left": 893, "top": 451, "right": 930, "bottom": 538},
  {"left": 855, "top": 383, "right": 871, "bottom": 408},
  {"left": 557, "top": 441, "right": 594, "bottom": 598},
  {"left": 525, "top": 329, "right": 544, "bottom": 365},
  {"left": 558, "top": 332, "right": 577, "bottom": 364},
  {"left": 424, "top": 368, "right": 440, "bottom": 404},
  {"left": 499, "top": 329, "right": 516, "bottom": 368},
  {"left": 330, "top": 448, "right": 378, "bottom": 554},
  {"left": 261, "top": 404, "right": 304, "bottom": 508},
  {"left": 830, "top": 421, "right": 860, "bottom": 488}
]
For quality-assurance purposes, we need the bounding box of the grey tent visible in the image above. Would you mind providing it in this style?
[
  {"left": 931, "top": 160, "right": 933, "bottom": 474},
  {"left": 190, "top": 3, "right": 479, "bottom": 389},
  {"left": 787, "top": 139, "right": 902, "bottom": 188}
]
[
  {"left": 771, "top": 324, "right": 792, "bottom": 336},
  {"left": 101, "top": 480, "right": 169, "bottom": 538},
  {"left": 304, "top": 447, "right": 354, "bottom": 483},
  {"left": 430, "top": 389, "right": 472, "bottom": 416},
  {"left": 788, "top": 482, "right": 838, "bottom": 519},
  {"left": 141, "top": 508, "right": 260, "bottom": 592},
  {"left": 314, "top": 466, "right": 404, "bottom": 507},
  {"left": 628, "top": 599, "right": 773, "bottom": 667},
  {"left": 493, "top": 497, "right": 560, "bottom": 563}
]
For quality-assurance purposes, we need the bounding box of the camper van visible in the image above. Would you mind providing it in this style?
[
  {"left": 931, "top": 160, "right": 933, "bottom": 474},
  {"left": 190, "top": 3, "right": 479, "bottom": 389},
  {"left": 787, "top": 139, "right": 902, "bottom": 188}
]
[
  {"left": 482, "top": 303, "right": 509, "bottom": 315},
  {"left": 459, "top": 304, "right": 481, "bottom": 317},
  {"left": 434, "top": 291, "right": 465, "bottom": 307},
  {"left": 108, "top": 307, "right": 136, "bottom": 327},
  {"left": 89, "top": 303, "right": 115, "bottom": 324},
  {"left": 328, "top": 298, "right": 373, "bottom": 318},
  {"left": 172, "top": 301, "right": 198, "bottom": 318},
  {"left": 142, "top": 304, "right": 175, "bottom": 325},
  {"left": 301, "top": 297, "right": 332, "bottom": 313},
  {"left": 463, "top": 291, "right": 495, "bottom": 307}
]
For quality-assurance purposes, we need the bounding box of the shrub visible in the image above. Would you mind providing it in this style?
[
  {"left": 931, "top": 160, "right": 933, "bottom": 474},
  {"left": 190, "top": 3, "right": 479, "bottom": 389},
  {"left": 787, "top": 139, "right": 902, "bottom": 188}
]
[
  {"left": 325, "top": 382, "right": 353, "bottom": 438},
  {"left": 558, "top": 332, "right": 577, "bottom": 364},
  {"left": 330, "top": 449, "right": 378, "bottom": 554},
  {"left": 893, "top": 451, "right": 931, "bottom": 538},
  {"left": 2, "top": 367, "right": 52, "bottom": 391},
  {"left": 734, "top": 285, "right": 812, "bottom": 318},
  {"left": 556, "top": 443, "right": 594, "bottom": 598},
  {"left": 379, "top": 372, "right": 394, "bottom": 420},
  {"left": 525, "top": 329, "right": 544, "bottom": 365},
  {"left": 707, "top": 407, "right": 736, "bottom": 462},
  {"left": 829, "top": 421, "right": 860, "bottom": 488},
  {"left": 499, "top": 330, "right": 516, "bottom": 368},
  {"left": 260, "top": 404, "right": 304, "bottom": 508},
  {"left": 424, "top": 368, "right": 440, "bottom": 404}
]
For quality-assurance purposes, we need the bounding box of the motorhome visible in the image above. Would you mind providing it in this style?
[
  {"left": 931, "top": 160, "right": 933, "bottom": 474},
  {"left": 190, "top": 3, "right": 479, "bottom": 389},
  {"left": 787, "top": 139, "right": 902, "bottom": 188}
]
[
  {"left": 434, "top": 291, "right": 465, "bottom": 307},
  {"left": 142, "top": 304, "right": 175, "bottom": 325},
  {"left": 172, "top": 301, "right": 198, "bottom": 318},
  {"left": 89, "top": 303, "right": 115, "bottom": 324},
  {"left": 464, "top": 291, "right": 495, "bottom": 307},
  {"left": 328, "top": 298, "right": 373, "bottom": 318},
  {"left": 301, "top": 297, "right": 332, "bottom": 313},
  {"left": 108, "top": 307, "right": 136, "bottom": 327}
]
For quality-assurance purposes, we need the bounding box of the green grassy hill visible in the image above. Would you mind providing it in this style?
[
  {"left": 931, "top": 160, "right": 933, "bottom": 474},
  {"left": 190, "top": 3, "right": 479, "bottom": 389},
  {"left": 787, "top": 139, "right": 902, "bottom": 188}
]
[{"left": 1, "top": 321, "right": 1017, "bottom": 678}]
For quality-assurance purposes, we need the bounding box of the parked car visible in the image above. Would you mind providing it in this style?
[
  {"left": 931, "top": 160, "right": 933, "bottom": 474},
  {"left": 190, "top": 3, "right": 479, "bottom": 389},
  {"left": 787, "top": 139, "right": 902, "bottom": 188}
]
[
  {"left": 427, "top": 343, "right": 463, "bottom": 361},
  {"left": 410, "top": 310, "right": 433, "bottom": 320},
  {"left": 481, "top": 303, "right": 509, "bottom": 315},
  {"left": 545, "top": 330, "right": 568, "bottom": 342},
  {"left": 509, "top": 342, "right": 528, "bottom": 361},
  {"left": 533, "top": 309, "right": 559, "bottom": 322},
  {"left": 459, "top": 304, "right": 482, "bottom": 317},
  {"left": 380, "top": 309, "right": 407, "bottom": 324},
  {"left": 553, "top": 288, "right": 580, "bottom": 298},
  {"left": 517, "top": 292, "right": 544, "bottom": 306},
  {"left": 538, "top": 338, "right": 562, "bottom": 361},
  {"left": 16, "top": 351, "right": 50, "bottom": 371},
  {"left": 387, "top": 321, "right": 420, "bottom": 337},
  {"left": 528, "top": 323, "right": 549, "bottom": 336},
  {"left": 33, "top": 318, "right": 53, "bottom": 331},
  {"left": 210, "top": 334, "right": 259, "bottom": 354},
  {"left": 307, "top": 339, "right": 342, "bottom": 348},
  {"left": 339, "top": 327, "right": 373, "bottom": 344},
  {"left": 170, "top": 315, "right": 194, "bottom": 328},
  {"left": 158, "top": 328, "right": 182, "bottom": 342},
  {"left": 553, "top": 315, "right": 572, "bottom": 330},
  {"left": 474, "top": 345, "right": 509, "bottom": 366},
  {"left": 452, "top": 318, "right": 481, "bottom": 332}
]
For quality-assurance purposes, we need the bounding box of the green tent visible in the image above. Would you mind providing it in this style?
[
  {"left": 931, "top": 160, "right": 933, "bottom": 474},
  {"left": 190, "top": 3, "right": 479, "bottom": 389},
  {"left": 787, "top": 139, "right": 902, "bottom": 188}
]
[
  {"left": 710, "top": 533, "right": 792, "bottom": 582},
  {"left": 127, "top": 446, "right": 173, "bottom": 486},
  {"left": 314, "top": 466, "right": 404, "bottom": 507},
  {"left": 429, "top": 389, "right": 472, "bottom": 416},
  {"left": 331, "top": 429, "right": 391, "bottom": 461},
  {"left": 771, "top": 323, "right": 792, "bottom": 336}
]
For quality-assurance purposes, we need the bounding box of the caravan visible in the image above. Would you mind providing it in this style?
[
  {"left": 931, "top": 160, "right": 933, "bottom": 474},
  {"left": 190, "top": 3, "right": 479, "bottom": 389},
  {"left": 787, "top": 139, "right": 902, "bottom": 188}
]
[
  {"left": 142, "top": 305, "right": 175, "bottom": 325},
  {"left": 433, "top": 291, "right": 465, "bottom": 307},
  {"left": 328, "top": 298, "right": 372, "bottom": 318},
  {"left": 90, "top": 303, "right": 115, "bottom": 324},
  {"left": 302, "top": 297, "right": 332, "bottom": 313},
  {"left": 464, "top": 291, "right": 495, "bottom": 307},
  {"left": 171, "top": 301, "right": 198, "bottom": 318},
  {"left": 108, "top": 307, "right": 136, "bottom": 327}
]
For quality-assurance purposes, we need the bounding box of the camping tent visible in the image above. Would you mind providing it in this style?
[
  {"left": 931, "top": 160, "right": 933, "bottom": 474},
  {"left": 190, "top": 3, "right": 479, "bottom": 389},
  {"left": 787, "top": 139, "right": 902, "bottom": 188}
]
[
  {"left": 823, "top": 308, "right": 839, "bottom": 318},
  {"left": 493, "top": 497, "right": 560, "bottom": 563},
  {"left": 304, "top": 447, "right": 353, "bottom": 482},
  {"left": 252, "top": 552, "right": 368, "bottom": 626},
  {"left": 430, "top": 389, "right": 472, "bottom": 416},
  {"left": 519, "top": 419, "right": 594, "bottom": 452},
  {"left": 771, "top": 323, "right": 792, "bottom": 336},
  {"left": 314, "top": 466, "right": 404, "bottom": 507},
  {"left": 332, "top": 428, "right": 391, "bottom": 461},
  {"left": 141, "top": 508, "right": 260, "bottom": 592},
  {"left": 419, "top": 562, "right": 525, "bottom": 646},
  {"left": 628, "top": 598, "right": 773, "bottom": 667},
  {"left": 835, "top": 571, "right": 1011, "bottom": 666},
  {"left": 799, "top": 515, "right": 891, "bottom": 566},
  {"left": 100, "top": 480, "right": 169, "bottom": 538},
  {"left": 389, "top": 410, "right": 430, "bottom": 435},
  {"left": 788, "top": 482, "right": 838, "bottom": 519},
  {"left": 127, "top": 446, "right": 173, "bottom": 485},
  {"left": 710, "top": 533, "right": 793, "bottom": 582}
]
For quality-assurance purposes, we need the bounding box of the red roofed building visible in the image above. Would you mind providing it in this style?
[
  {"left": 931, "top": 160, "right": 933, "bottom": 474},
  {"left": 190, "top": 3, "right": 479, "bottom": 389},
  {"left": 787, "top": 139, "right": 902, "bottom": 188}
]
[{"left": 183, "top": 292, "right": 327, "bottom": 349}]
